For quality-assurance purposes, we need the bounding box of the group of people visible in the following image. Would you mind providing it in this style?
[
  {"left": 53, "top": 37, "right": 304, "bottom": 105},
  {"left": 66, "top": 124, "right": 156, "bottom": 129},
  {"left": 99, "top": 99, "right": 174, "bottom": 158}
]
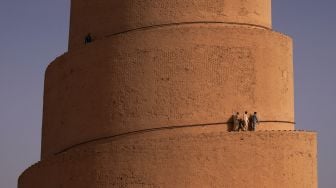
[{"left": 232, "top": 111, "right": 259, "bottom": 131}]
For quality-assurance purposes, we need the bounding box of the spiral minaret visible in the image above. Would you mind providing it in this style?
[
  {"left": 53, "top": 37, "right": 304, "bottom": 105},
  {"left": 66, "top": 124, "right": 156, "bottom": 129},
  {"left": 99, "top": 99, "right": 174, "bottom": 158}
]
[{"left": 19, "top": 0, "right": 317, "bottom": 187}]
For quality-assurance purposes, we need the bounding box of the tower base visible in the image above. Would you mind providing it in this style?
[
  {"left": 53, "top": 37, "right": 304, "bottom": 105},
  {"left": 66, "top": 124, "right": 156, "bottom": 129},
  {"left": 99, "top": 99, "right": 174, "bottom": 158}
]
[{"left": 19, "top": 127, "right": 317, "bottom": 188}]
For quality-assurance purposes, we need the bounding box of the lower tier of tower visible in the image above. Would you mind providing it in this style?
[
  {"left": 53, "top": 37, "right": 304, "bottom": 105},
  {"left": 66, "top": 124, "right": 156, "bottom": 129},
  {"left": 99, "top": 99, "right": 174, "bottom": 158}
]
[{"left": 19, "top": 127, "right": 317, "bottom": 188}]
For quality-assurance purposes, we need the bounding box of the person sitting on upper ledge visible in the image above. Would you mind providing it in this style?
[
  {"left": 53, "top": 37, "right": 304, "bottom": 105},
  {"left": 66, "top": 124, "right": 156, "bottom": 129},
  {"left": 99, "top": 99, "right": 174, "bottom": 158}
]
[{"left": 84, "top": 33, "right": 92, "bottom": 44}]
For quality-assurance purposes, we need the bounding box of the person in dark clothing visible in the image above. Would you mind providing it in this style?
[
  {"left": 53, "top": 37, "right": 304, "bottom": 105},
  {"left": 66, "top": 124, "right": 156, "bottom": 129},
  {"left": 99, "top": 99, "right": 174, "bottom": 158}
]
[
  {"left": 251, "top": 112, "right": 259, "bottom": 131},
  {"left": 84, "top": 33, "right": 92, "bottom": 44},
  {"left": 238, "top": 118, "right": 244, "bottom": 131}
]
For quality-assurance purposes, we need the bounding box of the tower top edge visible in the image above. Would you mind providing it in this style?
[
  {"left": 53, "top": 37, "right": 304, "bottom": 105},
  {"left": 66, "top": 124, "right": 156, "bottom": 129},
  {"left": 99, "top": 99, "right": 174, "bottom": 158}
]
[{"left": 68, "top": 0, "right": 272, "bottom": 49}]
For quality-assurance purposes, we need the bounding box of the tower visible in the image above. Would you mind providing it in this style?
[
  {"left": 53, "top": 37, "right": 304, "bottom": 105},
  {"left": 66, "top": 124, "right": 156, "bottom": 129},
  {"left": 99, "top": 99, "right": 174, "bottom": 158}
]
[{"left": 19, "top": 0, "right": 317, "bottom": 187}]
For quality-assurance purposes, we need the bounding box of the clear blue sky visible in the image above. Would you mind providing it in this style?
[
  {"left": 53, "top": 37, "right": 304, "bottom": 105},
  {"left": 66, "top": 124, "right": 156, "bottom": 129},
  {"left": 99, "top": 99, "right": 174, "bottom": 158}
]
[{"left": 0, "top": 0, "right": 335, "bottom": 187}]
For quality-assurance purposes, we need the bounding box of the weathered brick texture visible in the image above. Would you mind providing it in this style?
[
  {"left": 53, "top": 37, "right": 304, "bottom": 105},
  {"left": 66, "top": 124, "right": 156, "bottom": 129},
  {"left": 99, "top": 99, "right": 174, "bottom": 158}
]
[{"left": 19, "top": 0, "right": 317, "bottom": 187}]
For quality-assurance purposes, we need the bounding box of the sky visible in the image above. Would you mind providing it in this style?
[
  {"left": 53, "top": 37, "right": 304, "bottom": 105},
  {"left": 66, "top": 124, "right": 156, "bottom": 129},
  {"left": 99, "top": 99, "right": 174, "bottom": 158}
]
[{"left": 0, "top": 0, "right": 335, "bottom": 187}]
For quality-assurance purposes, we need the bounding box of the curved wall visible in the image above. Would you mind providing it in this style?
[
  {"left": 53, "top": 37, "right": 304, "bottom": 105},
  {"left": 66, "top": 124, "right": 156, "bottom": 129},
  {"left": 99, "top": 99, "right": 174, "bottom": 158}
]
[
  {"left": 20, "top": 130, "right": 317, "bottom": 188},
  {"left": 42, "top": 24, "right": 294, "bottom": 158},
  {"left": 68, "top": 0, "right": 272, "bottom": 49},
  {"left": 19, "top": 1, "right": 318, "bottom": 187}
]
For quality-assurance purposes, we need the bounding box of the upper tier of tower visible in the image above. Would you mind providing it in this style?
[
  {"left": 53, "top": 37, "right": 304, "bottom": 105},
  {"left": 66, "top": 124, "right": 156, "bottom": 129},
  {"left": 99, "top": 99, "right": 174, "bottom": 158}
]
[{"left": 68, "top": 0, "right": 271, "bottom": 50}]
